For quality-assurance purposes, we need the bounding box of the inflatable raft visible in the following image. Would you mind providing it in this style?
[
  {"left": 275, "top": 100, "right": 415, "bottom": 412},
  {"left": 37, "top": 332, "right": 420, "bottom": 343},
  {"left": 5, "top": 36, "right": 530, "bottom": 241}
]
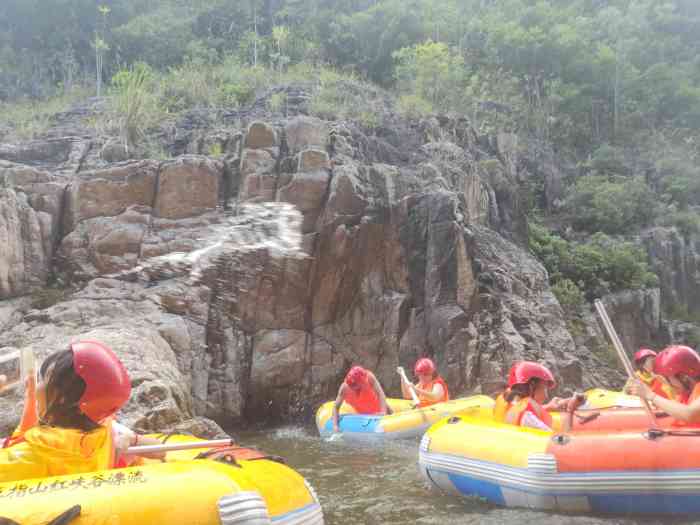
[
  {"left": 582, "top": 388, "right": 642, "bottom": 409},
  {"left": 316, "top": 396, "right": 494, "bottom": 440},
  {"left": 420, "top": 414, "right": 700, "bottom": 514},
  {"left": 0, "top": 435, "right": 323, "bottom": 525}
]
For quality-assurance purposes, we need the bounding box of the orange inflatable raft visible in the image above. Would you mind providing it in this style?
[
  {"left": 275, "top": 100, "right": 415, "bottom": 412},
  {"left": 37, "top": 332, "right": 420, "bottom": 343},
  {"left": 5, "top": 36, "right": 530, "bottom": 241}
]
[{"left": 420, "top": 414, "right": 700, "bottom": 514}]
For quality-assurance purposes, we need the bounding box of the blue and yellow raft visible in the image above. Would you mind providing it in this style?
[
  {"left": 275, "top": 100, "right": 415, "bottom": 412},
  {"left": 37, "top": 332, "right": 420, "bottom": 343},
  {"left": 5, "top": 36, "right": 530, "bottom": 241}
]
[{"left": 316, "top": 396, "right": 494, "bottom": 440}]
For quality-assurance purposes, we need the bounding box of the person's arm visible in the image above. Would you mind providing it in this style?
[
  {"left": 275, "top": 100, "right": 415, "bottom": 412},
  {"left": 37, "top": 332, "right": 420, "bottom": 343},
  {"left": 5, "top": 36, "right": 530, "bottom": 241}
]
[
  {"left": 560, "top": 397, "right": 583, "bottom": 432},
  {"left": 332, "top": 385, "right": 346, "bottom": 433},
  {"left": 542, "top": 397, "right": 565, "bottom": 411},
  {"left": 16, "top": 374, "right": 38, "bottom": 433},
  {"left": 369, "top": 373, "right": 390, "bottom": 415},
  {"left": 131, "top": 434, "right": 166, "bottom": 460},
  {"left": 113, "top": 422, "right": 166, "bottom": 461},
  {"left": 631, "top": 380, "right": 700, "bottom": 423},
  {"left": 412, "top": 382, "right": 445, "bottom": 402}
]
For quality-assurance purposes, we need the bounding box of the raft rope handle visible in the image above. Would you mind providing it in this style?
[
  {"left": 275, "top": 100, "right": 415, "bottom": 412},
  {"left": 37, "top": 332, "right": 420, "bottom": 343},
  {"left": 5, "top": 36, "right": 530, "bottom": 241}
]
[
  {"left": 47, "top": 505, "right": 81, "bottom": 525},
  {"left": 126, "top": 438, "right": 235, "bottom": 456},
  {"left": 594, "top": 299, "right": 660, "bottom": 430}
]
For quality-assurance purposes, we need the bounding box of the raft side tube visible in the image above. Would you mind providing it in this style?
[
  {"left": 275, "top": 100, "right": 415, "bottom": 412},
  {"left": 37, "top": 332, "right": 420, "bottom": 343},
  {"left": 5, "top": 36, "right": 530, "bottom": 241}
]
[{"left": 420, "top": 415, "right": 700, "bottom": 515}]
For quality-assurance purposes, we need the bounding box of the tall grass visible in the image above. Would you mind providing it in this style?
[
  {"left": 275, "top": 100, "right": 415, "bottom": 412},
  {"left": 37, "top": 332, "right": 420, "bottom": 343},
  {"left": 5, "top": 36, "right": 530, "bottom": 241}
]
[
  {"left": 109, "top": 63, "right": 164, "bottom": 152},
  {"left": 2, "top": 57, "right": 388, "bottom": 152},
  {"left": 0, "top": 86, "right": 91, "bottom": 141}
]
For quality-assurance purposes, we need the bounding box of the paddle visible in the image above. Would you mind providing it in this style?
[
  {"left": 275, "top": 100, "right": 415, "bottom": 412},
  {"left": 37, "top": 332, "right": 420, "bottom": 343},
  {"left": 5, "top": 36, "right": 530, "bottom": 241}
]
[
  {"left": 594, "top": 299, "right": 659, "bottom": 429},
  {"left": 397, "top": 366, "right": 420, "bottom": 406},
  {"left": 126, "top": 438, "right": 235, "bottom": 456}
]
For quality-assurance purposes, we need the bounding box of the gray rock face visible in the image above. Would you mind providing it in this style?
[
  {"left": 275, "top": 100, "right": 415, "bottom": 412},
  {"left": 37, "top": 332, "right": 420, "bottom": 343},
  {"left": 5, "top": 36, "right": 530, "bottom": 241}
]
[
  {"left": 643, "top": 227, "right": 700, "bottom": 316},
  {"left": 600, "top": 289, "right": 662, "bottom": 353},
  {"left": 0, "top": 94, "right": 631, "bottom": 430},
  {"left": 0, "top": 189, "right": 53, "bottom": 298}
]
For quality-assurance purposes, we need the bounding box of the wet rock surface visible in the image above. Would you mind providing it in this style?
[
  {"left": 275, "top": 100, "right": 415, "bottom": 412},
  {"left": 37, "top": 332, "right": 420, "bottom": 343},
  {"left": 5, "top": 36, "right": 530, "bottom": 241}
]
[{"left": 0, "top": 86, "right": 636, "bottom": 430}]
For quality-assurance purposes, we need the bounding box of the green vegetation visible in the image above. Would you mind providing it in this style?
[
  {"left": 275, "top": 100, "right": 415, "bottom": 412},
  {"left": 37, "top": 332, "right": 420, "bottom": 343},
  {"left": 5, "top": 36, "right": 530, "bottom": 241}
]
[
  {"left": 1, "top": 1, "right": 697, "bottom": 151},
  {"left": 529, "top": 223, "right": 658, "bottom": 305},
  {"left": 567, "top": 175, "right": 657, "bottom": 235},
  {"left": 0, "top": 87, "right": 90, "bottom": 141}
]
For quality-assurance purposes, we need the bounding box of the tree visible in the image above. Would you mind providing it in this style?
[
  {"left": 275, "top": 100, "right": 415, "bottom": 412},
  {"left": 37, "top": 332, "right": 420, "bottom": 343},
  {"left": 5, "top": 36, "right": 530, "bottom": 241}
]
[
  {"left": 271, "top": 25, "right": 290, "bottom": 77},
  {"left": 394, "top": 40, "right": 465, "bottom": 111},
  {"left": 94, "top": 5, "right": 111, "bottom": 98}
]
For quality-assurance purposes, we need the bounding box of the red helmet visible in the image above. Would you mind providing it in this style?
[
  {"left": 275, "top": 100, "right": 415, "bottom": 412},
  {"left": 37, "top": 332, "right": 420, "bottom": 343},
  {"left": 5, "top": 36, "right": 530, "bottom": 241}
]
[
  {"left": 634, "top": 348, "right": 657, "bottom": 363},
  {"left": 345, "top": 366, "right": 368, "bottom": 389},
  {"left": 414, "top": 358, "right": 436, "bottom": 376},
  {"left": 654, "top": 345, "right": 700, "bottom": 378},
  {"left": 508, "top": 361, "right": 556, "bottom": 389},
  {"left": 71, "top": 341, "right": 132, "bottom": 423}
]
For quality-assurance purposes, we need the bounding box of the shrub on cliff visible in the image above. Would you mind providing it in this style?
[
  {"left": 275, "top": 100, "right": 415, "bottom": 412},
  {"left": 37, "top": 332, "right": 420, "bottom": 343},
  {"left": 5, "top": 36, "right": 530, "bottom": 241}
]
[
  {"left": 566, "top": 175, "right": 657, "bottom": 234},
  {"left": 552, "top": 279, "right": 586, "bottom": 314},
  {"left": 529, "top": 223, "right": 658, "bottom": 300}
]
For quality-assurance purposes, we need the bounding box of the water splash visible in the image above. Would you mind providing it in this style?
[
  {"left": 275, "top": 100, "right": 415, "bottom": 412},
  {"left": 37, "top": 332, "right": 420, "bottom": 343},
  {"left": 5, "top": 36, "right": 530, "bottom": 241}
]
[{"left": 111, "top": 202, "right": 306, "bottom": 284}]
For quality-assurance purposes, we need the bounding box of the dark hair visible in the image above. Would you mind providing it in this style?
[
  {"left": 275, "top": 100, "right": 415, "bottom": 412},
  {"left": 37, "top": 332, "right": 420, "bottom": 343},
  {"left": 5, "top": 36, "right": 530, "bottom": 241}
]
[
  {"left": 40, "top": 349, "right": 100, "bottom": 432},
  {"left": 635, "top": 356, "right": 652, "bottom": 372},
  {"left": 504, "top": 378, "right": 540, "bottom": 403}
]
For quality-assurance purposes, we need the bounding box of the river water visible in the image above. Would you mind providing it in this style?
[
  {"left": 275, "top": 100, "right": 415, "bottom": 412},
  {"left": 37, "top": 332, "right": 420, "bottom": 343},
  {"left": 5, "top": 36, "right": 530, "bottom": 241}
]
[{"left": 238, "top": 426, "right": 698, "bottom": 525}]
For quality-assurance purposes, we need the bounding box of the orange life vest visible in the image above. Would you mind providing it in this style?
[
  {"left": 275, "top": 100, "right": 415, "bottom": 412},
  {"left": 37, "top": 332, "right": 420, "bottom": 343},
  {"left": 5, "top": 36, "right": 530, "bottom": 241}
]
[
  {"left": 687, "top": 382, "right": 700, "bottom": 404},
  {"left": 343, "top": 384, "right": 382, "bottom": 414},
  {"left": 636, "top": 370, "right": 656, "bottom": 388},
  {"left": 652, "top": 376, "right": 687, "bottom": 403},
  {"left": 504, "top": 397, "right": 553, "bottom": 429},
  {"left": 0, "top": 424, "right": 115, "bottom": 483},
  {"left": 668, "top": 382, "right": 700, "bottom": 428},
  {"left": 493, "top": 394, "right": 510, "bottom": 422},
  {"left": 417, "top": 376, "right": 449, "bottom": 408}
]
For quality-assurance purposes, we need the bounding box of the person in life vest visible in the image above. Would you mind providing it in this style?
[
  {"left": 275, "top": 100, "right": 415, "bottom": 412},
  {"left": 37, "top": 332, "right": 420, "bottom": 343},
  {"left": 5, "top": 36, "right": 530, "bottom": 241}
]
[
  {"left": 400, "top": 358, "right": 449, "bottom": 408},
  {"left": 498, "top": 361, "right": 585, "bottom": 432},
  {"left": 0, "top": 341, "right": 164, "bottom": 483},
  {"left": 331, "top": 366, "right": 391, "bottom": 433},
  {"left": 630, "top": 345, "right": 700, "bottom": 424},
  {"left": 623, "top": 347, "right": 680, "bottom": 401}
]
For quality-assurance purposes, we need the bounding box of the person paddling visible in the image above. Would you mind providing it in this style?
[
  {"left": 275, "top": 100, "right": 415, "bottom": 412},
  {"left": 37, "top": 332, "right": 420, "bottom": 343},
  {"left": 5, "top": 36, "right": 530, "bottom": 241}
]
[
  {"left": 0, "top": 341, "right": 164, "bottom": 483},
  {"left": 331, "top": 366, "right": 391, "bottom": 433},
  {"left": 497, "top": 361, "right": 585, "bottom": 432},
  {"left": 400, "top": 358, "right": 449, "bottom": 408},
  {"left": 630, "top": 345, "right": 700, "bottom": 424},
  {"left": 622, "top": 348, "right": 679, "bottom": 400}
]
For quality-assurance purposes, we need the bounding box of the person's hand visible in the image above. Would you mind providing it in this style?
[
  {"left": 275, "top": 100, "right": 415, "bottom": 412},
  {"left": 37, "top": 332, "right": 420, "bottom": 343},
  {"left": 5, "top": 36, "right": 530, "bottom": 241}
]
[
  {"left": 566, "top": 393, "right": 586, "bottom": 413},
  {"left": 0, "top": 374, "right": 7, "bottom": 392},
  {"left": 549, "top": 397, "right": 565, "bottom": 410},
  {"left": 627, "top": 379, "right": 653, "bottom": 401},
  {"left": 397, "top": 367, "right": 408, "bottom": 384}
]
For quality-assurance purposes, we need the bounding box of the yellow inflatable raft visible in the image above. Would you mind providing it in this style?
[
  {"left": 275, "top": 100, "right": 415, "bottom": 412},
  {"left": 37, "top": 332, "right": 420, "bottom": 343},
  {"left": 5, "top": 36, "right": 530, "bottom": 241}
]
[
  {"left": 583, "top": 388, "right": 642, "bottom": 409},
  {"left": 0, "top": 435, "right": 323, "bottom": 525},
  {"left": 316, "top": 396, "right": 494, "bottom": 440},
  {"left": 420, "top": 413, "right": 700, "bottom": 514}
]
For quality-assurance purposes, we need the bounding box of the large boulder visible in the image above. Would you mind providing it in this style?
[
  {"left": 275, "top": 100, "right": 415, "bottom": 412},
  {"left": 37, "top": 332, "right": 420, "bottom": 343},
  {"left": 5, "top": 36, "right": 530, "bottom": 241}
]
[
  {"left": 154, "top": 156, "right": 223, "bottom": 219},
  {"left": 63, "top": 161, "right": 159, "bottom": 233},
  {"left": 0, "top": 189, "right": 53, "bottom": 298},
  {"left": 0, "top": 279, "right": 217, "bottom": 435}
]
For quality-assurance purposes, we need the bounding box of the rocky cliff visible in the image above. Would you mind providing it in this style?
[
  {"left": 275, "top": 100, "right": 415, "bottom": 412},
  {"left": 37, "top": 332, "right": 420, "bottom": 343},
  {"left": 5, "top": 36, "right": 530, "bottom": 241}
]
[{"left": 0, "top": 87, "right": 628, "bottom": 432}]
